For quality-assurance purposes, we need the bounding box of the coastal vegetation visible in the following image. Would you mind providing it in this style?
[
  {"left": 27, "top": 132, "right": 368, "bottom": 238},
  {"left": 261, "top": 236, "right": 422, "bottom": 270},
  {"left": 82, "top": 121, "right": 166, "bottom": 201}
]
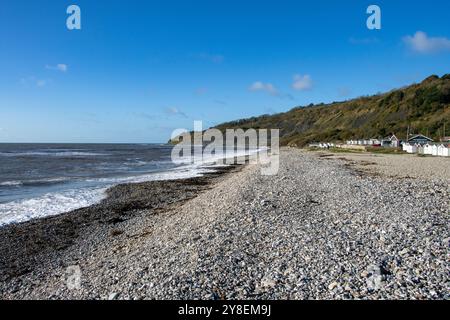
[{"left": 215, "top": 75, "right": 450, "bottom": 147}]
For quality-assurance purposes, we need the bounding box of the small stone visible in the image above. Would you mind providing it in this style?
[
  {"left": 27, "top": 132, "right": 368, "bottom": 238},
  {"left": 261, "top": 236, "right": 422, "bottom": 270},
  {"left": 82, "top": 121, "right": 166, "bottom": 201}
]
[
  {"left": 108, "top": 292, "right": 120, "bottom": 300},
  {"left": 328, "top": 282, "right": 338, "bottom": 290},
  {"left": 261, "top": 278, "right": 277, "bottom": 288}
]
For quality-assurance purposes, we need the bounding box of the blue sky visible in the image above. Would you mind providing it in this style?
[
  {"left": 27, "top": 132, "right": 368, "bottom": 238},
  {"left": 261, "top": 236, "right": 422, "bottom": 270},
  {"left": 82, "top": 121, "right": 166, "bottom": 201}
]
[{"left": 1, "top": 0, "right": 449, "bottom": 143}]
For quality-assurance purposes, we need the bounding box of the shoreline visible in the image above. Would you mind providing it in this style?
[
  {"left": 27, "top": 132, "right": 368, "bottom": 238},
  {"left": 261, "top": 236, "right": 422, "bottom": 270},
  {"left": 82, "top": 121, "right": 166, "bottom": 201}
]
[
  {"left": 0, "top": 164, "right": 243, "bottom": 286},
  {"left": 0, "top": 148, "right": 448, "bottom": 300}
]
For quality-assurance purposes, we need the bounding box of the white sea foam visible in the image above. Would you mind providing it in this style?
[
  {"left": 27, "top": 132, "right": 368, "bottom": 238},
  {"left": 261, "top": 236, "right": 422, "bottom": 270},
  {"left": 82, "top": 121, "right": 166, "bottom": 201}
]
[
  {"left": 0, "top": 187, "right": 107, "bottom": 227},
  {"left": 0, "top": 180, "right": 23, "bottom": 186},
  {"left": 0, "top": 177, "right": 70, "bottom": 187},
  {"left": 174, "top": 147, "right": 264, "bottom": 165},
  {"left": 0, "top": 166, "right": 210, "bottom": 226},
  {"left": 0, "top": 165, "right": 212, "bottom": 226},
  {"left": 0, "top": 148, "right": 263, "bottom": 226}
]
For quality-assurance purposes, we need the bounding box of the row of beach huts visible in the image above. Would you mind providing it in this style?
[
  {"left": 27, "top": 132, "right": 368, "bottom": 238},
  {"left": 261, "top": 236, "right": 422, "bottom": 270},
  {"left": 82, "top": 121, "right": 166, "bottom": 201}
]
[
  {"left": 309, "top": 134, "right": 450, "bottom": 157},
  {"left": 402, "top": 142, "right": 450, "bottom": 157}
]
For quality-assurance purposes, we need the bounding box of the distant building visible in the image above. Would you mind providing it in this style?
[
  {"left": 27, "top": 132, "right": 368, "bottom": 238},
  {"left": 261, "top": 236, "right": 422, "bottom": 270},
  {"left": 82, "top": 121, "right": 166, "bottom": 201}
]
[
  {"left": 417, "top": 145, "right": 424, "bottom": 155},
  {"left": 368, "top": 138, "right": 381, "bottom": 146},
  {"left": 431, "top": 145, "right": 439, "bottom": 156},
  {"left": 402, "top": 143, "right": 418, "bottom": 154},
  {"left": 423, "top": 144, "right": 433, "bottom": 155},
  {"left": 438, "top": 144, "right": 450, "bottom": 157},
  {"left": 404, "top": 142, "right": 449, "bottom": 156},
  {"left": 381, "top": 134, "right": 400, "bottom": 148},
  {"left": 346, "top": 138, "right": 381, "bottom": 146},
  {"left": 308, "top": 142, "right": 335, "bottom": 149},
  {"left": 407, "top": 134, "right": 433, "bottom": 145},
  {"left": 440, "top": 136, "right": 450, "bottom": 143}
]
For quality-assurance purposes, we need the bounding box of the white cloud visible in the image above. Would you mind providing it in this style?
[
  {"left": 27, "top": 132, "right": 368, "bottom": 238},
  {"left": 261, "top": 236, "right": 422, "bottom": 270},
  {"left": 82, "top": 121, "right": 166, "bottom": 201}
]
[
  {"left": 164, "top": 107, "right": 188, "bottom": 118},
  {"left": 403, "top": 31, "right": 450, "bottom": 54},
  {"left": 249, "top": 81, "right": 294, "bottom": 100},
  {"left": 249, "top": 81, "right": 279, "bottom": 96},
  {"left": 292, "top": 74, "right": 313, "bottom": 91},
  {"left": 20, "top": 76, "right": 49, "bottom": 88},
  {"left": 57, "top": 64, "right": 68, "bottom": 72},
  {"left": 46, "top": 64, "right": 68, "bottom": 72}
]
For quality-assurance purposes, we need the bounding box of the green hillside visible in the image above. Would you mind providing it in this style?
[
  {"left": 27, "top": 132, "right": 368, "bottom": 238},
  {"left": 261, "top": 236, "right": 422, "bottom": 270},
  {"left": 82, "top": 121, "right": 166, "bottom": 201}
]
[{"left": 214, "top": 75, "right": 450, "bottom": 146}]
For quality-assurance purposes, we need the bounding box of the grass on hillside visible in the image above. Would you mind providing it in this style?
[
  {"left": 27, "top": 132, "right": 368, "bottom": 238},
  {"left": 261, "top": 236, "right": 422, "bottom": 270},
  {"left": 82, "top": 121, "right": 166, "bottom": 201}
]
[{"left": 214, "top": 75, "right": 450, "bottom": 147}]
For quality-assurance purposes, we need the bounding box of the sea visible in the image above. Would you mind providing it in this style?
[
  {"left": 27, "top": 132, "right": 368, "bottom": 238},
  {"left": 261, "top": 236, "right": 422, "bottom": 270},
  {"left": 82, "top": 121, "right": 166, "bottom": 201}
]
[{"left": 0, "top": 143, "right": 254, "bottom": 226}]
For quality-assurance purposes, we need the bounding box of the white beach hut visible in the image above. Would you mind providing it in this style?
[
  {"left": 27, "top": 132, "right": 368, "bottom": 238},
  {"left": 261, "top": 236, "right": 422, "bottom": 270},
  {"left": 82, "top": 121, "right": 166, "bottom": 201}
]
[
  {"left": 373, "top": 138, "right": 382, "bottom": 145},
  {"left": 431, "top": 145, "right": 439, "bottom": 156},
  {"left": 403, "top": 143, "right": 418, "bottom": 154},
  {"left": 402, "top": 143, "right": 409, "bottom": 152},
  {"left": 423, "top": 144, "right": 433, "bottom": 155},
  {"left": 417, "top": 145, "right": 424, "bottom": 155},
  {"left": 437, "top": 144, "right": 450, "bottom": 157}
]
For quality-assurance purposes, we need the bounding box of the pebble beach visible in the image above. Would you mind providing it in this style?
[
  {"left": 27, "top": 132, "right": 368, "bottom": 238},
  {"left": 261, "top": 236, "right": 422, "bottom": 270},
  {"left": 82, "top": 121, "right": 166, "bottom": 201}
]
[{"left": 0, "top": 148, "right": 448, "bottom": 300}]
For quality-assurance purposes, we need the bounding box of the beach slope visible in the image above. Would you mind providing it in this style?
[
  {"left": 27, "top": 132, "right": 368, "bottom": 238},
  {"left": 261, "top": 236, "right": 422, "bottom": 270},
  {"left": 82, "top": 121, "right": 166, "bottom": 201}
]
[{"left": 0, "top": 149, "right": 448, "bottom": 299}]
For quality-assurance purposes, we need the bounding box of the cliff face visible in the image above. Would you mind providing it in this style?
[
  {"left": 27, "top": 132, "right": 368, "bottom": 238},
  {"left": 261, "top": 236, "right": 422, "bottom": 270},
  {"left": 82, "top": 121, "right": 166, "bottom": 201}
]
[{"left": 214, "top": 75, "right": 450, "bottom": 146}]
